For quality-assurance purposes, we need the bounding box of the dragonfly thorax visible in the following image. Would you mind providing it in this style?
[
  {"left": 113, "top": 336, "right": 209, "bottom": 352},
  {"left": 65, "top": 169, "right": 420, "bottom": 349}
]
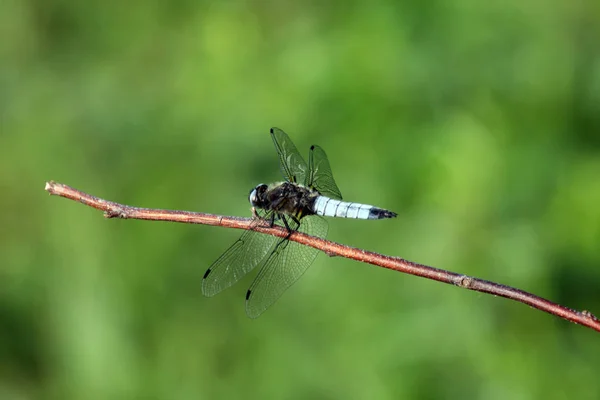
[{"left": 249, "top": 181, "right": 318, "bottom": 218}]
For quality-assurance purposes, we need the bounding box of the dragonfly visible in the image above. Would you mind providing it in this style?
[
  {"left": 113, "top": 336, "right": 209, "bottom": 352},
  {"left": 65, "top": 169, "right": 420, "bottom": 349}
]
[{"left": 202, "top": 127, "right": 397, "bottom": 318}]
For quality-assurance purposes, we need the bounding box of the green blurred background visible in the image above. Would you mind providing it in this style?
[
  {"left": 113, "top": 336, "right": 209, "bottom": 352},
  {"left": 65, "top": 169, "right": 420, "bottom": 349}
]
[{"left": 2, "top": 0, "right": 600, "bottom": 399}]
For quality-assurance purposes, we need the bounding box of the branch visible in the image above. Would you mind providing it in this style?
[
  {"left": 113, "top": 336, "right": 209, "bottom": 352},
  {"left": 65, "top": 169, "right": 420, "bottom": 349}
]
[{"left": 44, "top": 180, "right": 600, "bottom": 333}]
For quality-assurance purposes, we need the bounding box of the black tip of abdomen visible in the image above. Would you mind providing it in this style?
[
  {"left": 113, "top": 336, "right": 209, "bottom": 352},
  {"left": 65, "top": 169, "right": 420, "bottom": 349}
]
[{"left": 368, "top": 208, "right": 397, "bottom": 219}]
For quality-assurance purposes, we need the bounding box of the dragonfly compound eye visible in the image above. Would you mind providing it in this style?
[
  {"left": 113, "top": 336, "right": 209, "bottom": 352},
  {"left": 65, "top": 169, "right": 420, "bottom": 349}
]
[
  {"left": 249, "top": 184, "right": 267, "bottom": 206},
  {"left": 248, "top": 188, "right": 257, "bottom": 206}
]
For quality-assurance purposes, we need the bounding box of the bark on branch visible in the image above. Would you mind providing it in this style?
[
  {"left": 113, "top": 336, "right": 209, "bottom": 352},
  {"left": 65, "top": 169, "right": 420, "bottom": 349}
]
[{"left": 44, "top": 180, "right": 600, "bottom": 333}]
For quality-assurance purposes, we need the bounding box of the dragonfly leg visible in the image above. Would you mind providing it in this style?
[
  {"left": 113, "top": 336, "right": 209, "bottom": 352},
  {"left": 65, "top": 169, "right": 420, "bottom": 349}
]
[
  {"left": 280, "top": 215, "right": 296, "bottom": 240},
  {"left": 268, "top": 212, "right": 277, "bottom": 227},
  {"left": 290, "top": 215, "right": 301, "bottom": 226},
  {"left": 270, "top": 196, "right": 286, "bottom": 209}
]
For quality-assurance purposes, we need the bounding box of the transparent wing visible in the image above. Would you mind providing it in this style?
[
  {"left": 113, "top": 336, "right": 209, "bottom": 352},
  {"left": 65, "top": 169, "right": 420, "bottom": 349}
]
[
  {"left": 202, "top": 216, "right": 279, "bottom": 297},
  {"left": 307, "top": 144, "right": 343, "bottom": 200},
  {"left": 245, "top": 215, "right": 328, "bottom": 318},
  {"left": 270, "top": 127, "right": 309, "bottom": 184}
]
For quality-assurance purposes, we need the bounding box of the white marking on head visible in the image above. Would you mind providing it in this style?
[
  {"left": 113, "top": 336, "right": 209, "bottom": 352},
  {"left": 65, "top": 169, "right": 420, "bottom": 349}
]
[{"left": 248, "top": 183, "right": 266, "bottom": 206}]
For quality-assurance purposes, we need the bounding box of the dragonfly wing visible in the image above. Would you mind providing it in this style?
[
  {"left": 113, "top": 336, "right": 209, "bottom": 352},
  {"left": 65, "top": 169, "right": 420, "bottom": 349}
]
[
  {"left": 245, "top": 215, "right": 328, "bottom": 318},
  {"left": 202, "top": 217, "right": 278, "bottom": 297},
  {"left": 307, "top": 144, "right": 343, "bottom": 200},
  {"left": 270, "top": 127, "right": 309, "bottom": 184}
]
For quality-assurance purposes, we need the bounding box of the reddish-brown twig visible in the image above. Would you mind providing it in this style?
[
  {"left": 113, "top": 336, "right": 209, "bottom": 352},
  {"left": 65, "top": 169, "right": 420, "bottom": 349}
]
[{"left": 45, "top": 180, "right": 600, "bottom": 333}]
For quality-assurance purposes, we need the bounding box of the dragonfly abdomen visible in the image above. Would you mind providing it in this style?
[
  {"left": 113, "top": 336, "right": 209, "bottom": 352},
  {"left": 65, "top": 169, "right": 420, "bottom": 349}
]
[{"left": 312, "top": 196, "right": 397, "bottom": 220}]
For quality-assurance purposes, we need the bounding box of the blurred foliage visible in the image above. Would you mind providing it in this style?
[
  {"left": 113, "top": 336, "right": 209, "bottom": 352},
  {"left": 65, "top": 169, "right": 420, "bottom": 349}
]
[{"left": 1, "top": 0, "right": 600, "bottom": 399}]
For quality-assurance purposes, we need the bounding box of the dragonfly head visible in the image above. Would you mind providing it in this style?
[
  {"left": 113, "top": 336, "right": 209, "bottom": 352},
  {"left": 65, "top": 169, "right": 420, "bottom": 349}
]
[{"left": 249, "top": 183, "right": 269, "bottom": 208}]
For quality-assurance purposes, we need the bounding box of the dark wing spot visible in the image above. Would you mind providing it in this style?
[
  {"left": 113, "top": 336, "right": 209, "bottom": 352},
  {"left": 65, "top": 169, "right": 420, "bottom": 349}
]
[
  {"left": 203, "top": 268, "right": 212, "bottom": 279},
  {"left": 246, "top": 289, "right": 252, "bottom": 300},
  {"left": 270, "top": 128, "right": 275, "bottom": 134},
  {"left": 310, "top": 145, "right": 315, "bottom": 150}
]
